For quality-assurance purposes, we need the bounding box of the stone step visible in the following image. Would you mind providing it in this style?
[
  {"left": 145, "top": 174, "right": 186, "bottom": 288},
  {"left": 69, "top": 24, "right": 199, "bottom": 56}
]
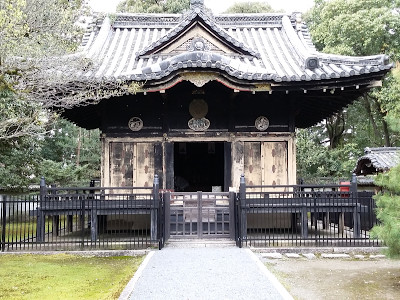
[{"left": 166, "top": 238, "right": 236, "bottom": 248}]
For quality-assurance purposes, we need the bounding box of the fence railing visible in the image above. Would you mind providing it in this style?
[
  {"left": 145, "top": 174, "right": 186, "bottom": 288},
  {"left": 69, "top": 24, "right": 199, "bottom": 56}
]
[
  {"left": 1, "top": 175, "right": 381, "bottom": 251},
  {"left": 236, "top": 174, "right": 381, "bottom": 248},
  {"left": 1, "top": 176, "right": 165, "bottom": 252}
]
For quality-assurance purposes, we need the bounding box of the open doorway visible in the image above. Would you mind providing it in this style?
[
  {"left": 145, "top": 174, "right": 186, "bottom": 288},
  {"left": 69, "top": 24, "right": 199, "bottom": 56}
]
[{"left": 174, "top": 142, "right": 224, "bottom": 192}]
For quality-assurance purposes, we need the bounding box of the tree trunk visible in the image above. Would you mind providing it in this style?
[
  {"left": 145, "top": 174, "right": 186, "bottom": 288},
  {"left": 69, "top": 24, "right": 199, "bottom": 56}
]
[
  {"left": 382, "top": 119, "right": 391, "bottom": 146},
  {"left": 326, "top": 113, "right": 345, "bottom": 149},
  {"left": 76, "top": 127, "right": 82, "bottom": 167},
  {"left": 361, "top": 95, "right": 381, "bottom": 141},
  {"left": 373, "top": 99, "right": 391, "bottom": 146}
]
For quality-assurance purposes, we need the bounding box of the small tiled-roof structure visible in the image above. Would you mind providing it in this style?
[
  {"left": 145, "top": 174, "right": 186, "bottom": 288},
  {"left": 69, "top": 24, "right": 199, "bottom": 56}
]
[{"left": 354, "top": 147, "right": 400, "bottom": 175}]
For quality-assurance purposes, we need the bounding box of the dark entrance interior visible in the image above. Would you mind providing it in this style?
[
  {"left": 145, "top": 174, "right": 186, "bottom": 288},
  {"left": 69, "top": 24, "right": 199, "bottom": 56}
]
[{"left": 174, "top": 142, "right": 224, "bottom": 192}]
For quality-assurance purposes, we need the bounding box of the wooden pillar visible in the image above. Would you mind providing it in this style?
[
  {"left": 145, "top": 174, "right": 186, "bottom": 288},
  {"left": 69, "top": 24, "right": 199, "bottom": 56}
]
[
  {"left": 232, "top": 141, "right": 244, "bottom": 189},
  {"left": 165, "top": 143, "right": 174, "bottom": 190},
  {"left": 224, "top": 142, "right": 232, "bottom": 192},
  {"left": 154, "top": 143, "right": 163, "bottom": 189}
]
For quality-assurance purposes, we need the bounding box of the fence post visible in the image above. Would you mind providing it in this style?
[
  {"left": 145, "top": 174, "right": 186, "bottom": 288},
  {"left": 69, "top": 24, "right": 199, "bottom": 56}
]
[
  {"left": 229, "top": 191, "right": 235, "bottom": 240},
  {"left": 351, "top": 173, "right": 360, "bottom": 238},
  {"left": 151, "top": 175, "right": 159, "bottom": 243},
  {"left": 36, "top": 177, "right": 46, "bottom": 242},
  {"left": 239, "top": 175, "right": 247, "bottom": 247},
  {"left": 80, "top": 196, "right": 85, "bottom": 249},
  {"left": 164, "top": 192, "right": 171, "bottom": 241},
  {"left": 197, "top": 191, "right": 202, "bottom": 239},
  {"left": 1, "top": 195, "right": 6, "bottom": 252},
  {"left": 158, "top": 193, "right": 164, "bottom": 250},
  {"left": 50, "top": 185, "right": 59, "bottom": 237}
]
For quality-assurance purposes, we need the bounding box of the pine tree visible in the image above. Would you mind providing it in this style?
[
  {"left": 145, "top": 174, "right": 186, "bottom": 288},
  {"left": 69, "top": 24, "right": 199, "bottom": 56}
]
[{"left": 372, "top": 164, "right": 400, "bottom": 257}]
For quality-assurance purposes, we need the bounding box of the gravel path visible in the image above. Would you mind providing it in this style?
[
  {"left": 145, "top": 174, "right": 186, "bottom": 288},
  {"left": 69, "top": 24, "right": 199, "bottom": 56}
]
[{"left": 122, "top": 246, "right": 293, "bottom": 300}]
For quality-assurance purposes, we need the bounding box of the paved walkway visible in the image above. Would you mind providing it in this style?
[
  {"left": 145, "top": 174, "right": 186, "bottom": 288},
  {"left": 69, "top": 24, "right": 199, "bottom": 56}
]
[{"left": 120, "top": 245, "right": 293, "bottom": 300}]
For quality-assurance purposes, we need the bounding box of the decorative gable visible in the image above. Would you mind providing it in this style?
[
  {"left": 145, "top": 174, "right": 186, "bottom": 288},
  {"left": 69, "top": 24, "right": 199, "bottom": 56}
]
[
  {"left": 155, "top": 24, "right": 244, "bottom": 58},
  {"left": 137, "top": 11, "right": 260, "bottom": 59}
]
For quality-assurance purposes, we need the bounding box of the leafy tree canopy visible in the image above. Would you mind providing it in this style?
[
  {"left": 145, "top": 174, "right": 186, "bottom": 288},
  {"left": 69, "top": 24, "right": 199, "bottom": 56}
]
[
  {"left": 0, "top": 0, "right": 103, "bottom": 190},
  {"left": 0, "top": 0, "right": 84, "bottom": 60},
  {"left": 296, "top": 128, "right": 359, "bottom": 182},
  {"left": 117, "top": 0, "right": 190, "bottom": 13},
  {"left": 305, "top": 0, "right": 400, "bottom": 59},
  {"left": 224, "top": 1, "right": 281, "bottom": 13},
  {"left": 0, "top": 136, "right": 41, "bottom": 190},
  {"left": 378, "top": 65, "right": 400, "bottom": 132},
  {"left": 0, "top": 0, "right": 86, "bottom": 140}
]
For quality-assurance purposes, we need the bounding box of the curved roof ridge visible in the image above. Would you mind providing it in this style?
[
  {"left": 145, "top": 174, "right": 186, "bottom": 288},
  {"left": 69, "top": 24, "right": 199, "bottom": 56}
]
[
  {"left": 126, "top": 51, "right": 275, "bottom": 81},
  {"left": 317, "top": 53, "right": 391, "bottom": 67},
  {"left": 86, "top": 16, "right": 113, "bottom": 59},
  {"left": 364, "top": 147, "right": 400, "bottom": 153},
  {"left": 281, "top": 15, "right": 316, "bottom": 69}
]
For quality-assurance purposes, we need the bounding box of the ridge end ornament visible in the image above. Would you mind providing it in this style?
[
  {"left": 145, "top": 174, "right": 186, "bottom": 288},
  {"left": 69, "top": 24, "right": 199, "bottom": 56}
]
[
  {"left": 128, "top": 117, "right": 143, "bottom": 131},
  {"left": 255, "top": 116, "right": 269, "bottom": 131}
]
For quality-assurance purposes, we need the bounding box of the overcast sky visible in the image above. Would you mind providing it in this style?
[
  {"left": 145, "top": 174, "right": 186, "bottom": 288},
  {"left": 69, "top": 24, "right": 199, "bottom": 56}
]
[{"left": 89, "top": 0, "right": 315, "bottom": 14}]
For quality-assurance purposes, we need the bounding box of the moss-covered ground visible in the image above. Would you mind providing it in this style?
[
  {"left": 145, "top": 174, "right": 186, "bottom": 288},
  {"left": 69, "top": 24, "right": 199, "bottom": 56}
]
[{"left": 0, "top": 254, "right": 144, "bottom": 300}]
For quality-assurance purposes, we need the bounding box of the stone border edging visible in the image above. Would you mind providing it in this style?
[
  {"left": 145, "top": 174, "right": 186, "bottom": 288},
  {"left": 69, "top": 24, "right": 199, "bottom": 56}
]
[
  {"left": 251, "top": 246, "right": 387, "bottom": 255},
  {"left": 119, "top": 251, "right": 155, "bottom": 300},
  {"left": 246, "top": 249, "right": 294, "bottom": 300},
  {"left": 0, "top": 249, "right": 150, "bottom": 257}
]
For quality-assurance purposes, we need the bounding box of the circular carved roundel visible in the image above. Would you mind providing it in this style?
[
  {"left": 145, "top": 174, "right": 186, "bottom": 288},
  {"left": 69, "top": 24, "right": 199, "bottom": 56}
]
[
  {"left": 188, "top": 118, "right": 210, "bottom": 131},
  {"left": 189, "top": 99, "right": 208, "bottom": 119},
  {"left": 128, "top": 117, "right": 143, "bottom": 131},
  {"left": 255, "top": 116, "right": 269, "bottom": 131}
]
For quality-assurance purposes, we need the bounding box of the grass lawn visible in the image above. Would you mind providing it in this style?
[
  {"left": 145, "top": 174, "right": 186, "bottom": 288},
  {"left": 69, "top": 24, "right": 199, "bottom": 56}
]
[{"left": 0, "top": 254, "right": 145, "bottom": 300}]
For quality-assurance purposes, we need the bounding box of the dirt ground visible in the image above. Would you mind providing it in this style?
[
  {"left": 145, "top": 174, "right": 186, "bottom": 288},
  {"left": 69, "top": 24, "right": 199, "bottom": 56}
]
[{"left": 266, "top": 257, "right": 400, "bottom": 300}]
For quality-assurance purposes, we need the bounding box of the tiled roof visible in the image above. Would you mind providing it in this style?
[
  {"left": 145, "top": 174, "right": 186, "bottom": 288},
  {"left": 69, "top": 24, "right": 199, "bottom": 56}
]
[
  {"left": 77, "top": 3, "right": 392, "bottom": 84},
  {"left": 354, "top": 147, "right": 400, "bottom": 175}
]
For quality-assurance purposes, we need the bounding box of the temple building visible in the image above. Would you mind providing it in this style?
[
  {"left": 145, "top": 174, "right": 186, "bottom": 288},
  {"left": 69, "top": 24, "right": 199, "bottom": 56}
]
[{"left": 57, "top": 0, "right": 392, "bottom": 191}]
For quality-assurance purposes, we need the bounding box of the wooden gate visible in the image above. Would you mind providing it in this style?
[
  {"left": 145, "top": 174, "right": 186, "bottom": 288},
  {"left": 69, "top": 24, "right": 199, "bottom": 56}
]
[{"left": 164, "top": 192, "right": 235, "bottom": 239}]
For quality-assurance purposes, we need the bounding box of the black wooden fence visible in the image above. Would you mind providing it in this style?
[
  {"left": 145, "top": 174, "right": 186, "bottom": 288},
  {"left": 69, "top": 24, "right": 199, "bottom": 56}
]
[
  {"left": 1, "top": 176, "right": 164, "bottom": 252},
  {"left": 1, "top": 175, "right": 381, "bottom": 251},
  {"left": 235, "top": 175, "right": 381, "bottom": 248}
]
